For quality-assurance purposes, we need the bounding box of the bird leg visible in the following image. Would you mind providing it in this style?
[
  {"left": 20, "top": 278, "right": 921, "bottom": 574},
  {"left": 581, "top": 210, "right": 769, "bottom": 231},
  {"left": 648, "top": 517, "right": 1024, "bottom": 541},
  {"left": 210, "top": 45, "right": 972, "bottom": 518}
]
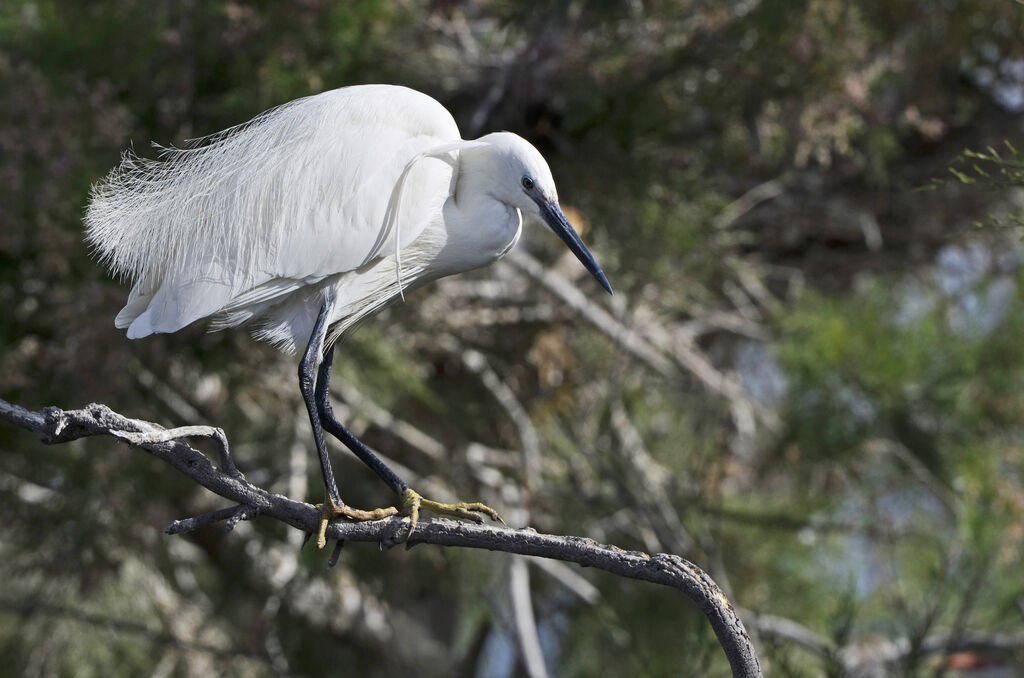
[
  {"left": 400, "top": 488, "right": 504, "bottom": 536},
  {"left": 301, "top": 293, "right": 398, "bottom": 549},
  {"left": 316, "top": 344, "right": 504, "bottom": 540}
]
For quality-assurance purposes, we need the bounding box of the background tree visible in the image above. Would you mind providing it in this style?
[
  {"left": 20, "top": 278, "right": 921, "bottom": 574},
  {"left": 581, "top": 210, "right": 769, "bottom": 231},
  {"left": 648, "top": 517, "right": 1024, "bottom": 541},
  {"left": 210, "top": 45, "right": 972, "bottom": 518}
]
[{"left": 1, "top": 1, "right": 1023, "bottom": 676}]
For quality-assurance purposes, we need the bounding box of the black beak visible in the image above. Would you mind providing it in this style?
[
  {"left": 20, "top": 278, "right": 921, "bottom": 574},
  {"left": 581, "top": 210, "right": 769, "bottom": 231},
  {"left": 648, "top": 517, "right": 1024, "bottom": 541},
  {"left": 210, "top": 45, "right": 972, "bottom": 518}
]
[{"left": 539, "top": 201, "right": 613, "bottom": 295}]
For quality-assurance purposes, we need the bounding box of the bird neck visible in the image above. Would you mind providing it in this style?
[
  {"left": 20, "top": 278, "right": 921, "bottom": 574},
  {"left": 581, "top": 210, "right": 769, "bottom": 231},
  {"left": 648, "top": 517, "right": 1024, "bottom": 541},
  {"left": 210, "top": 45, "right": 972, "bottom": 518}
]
[{"left": 437, "top": 158, "right": 522, "bottom": 276}]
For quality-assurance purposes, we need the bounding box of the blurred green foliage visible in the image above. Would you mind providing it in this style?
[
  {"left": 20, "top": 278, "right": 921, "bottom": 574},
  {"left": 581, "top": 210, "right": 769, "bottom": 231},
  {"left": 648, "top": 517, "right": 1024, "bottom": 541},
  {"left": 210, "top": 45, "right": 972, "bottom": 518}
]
[{"left": 2, "top": 1, "right": 1024, "bottom": 676}]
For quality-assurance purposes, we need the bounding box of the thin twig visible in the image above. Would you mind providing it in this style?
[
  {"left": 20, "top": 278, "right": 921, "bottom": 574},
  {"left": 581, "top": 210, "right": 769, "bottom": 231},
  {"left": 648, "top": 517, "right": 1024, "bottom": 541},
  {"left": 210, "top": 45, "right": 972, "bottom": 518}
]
[
  {"left": 457, "top": 342, "right": 542, "bottom": 493},
  {"left": 743, "top": 610, "right": 836, "bottom": 661},
  {"left": 112, "top": 424, "right": 239, "bottom": 477},
  {"left": 510, "top": 556, "right": 549, "bottom": 678},
  {"left": 165, "top": 505, "right": 248, "bottom": 535},
  {"left": 530, "top": 557, "right": 601, "bottom": 604},
  {"left": 225, "top": 505, "right": 260, "bottom": 531},
  {"left": 505, "top": 250, "right": 675, "bottom": 377},
  {"left": 507, "top": 250, "right": 774, "bottom": 427},
  {"left": 610, "top": 398, "right": 696, "bottom": 555},
  {"left": 711, "top": 178, "right": 786, "bottom": 231},
  {"left": 327, "top": 539, "right": 345, "bottom": 569}
]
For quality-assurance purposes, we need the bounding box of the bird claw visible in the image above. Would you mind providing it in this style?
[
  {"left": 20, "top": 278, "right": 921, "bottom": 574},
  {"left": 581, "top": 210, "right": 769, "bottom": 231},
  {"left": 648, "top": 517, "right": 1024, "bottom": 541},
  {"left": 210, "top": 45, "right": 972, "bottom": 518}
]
[
  {"left": 315, "top": 494, "right": 398, "bottom": 550},
  {"left": 401, "top": 487, "right": 504, "bottom": 539}
]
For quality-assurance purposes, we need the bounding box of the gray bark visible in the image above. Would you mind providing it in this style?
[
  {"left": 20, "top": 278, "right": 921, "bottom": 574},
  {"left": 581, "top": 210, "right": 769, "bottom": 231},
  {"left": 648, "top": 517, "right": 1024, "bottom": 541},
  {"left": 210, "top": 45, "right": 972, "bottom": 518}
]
[{"left": 0, "top": 398, "right": 762, "bottom": 678}]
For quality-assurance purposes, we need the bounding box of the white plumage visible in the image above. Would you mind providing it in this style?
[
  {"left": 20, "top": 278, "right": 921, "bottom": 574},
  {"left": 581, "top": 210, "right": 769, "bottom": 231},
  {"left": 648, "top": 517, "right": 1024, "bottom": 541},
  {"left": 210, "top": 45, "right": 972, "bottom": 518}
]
[{"left": 86, "top": 84, "right": 610, "bottom": 353}]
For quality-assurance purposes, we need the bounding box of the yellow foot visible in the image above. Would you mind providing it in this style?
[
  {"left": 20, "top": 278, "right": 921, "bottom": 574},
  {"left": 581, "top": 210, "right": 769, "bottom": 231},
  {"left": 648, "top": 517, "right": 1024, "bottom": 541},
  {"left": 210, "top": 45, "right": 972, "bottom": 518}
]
[
  {"left": 315, "top": 494, "right": 398, "bottom": 550},
  {"left": 401, "top": 487, "right": 504, "bottom": 538}
]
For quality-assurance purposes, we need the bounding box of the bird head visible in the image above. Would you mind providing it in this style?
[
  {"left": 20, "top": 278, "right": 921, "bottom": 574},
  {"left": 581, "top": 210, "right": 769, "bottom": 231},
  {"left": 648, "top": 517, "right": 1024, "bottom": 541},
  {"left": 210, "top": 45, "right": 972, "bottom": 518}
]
[{"left": 478, "top": 132, "right": 613, "bottom": 295}]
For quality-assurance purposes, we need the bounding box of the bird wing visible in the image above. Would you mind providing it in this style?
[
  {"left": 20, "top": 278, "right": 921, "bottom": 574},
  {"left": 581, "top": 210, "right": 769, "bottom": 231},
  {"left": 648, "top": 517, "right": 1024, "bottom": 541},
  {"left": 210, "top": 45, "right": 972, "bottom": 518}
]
[{"left": 85, "top": 85, "right": 462, "bottom": 337}]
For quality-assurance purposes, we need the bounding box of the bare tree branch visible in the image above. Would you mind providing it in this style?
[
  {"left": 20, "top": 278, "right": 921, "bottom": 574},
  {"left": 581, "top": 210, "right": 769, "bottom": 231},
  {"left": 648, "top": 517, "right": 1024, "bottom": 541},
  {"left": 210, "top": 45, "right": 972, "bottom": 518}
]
[
  {"left": 743, "top": 611, "right": 836, "bottom": 661},
  {"left": 0, "top": 397, "right": 762, "bottom": 678}
]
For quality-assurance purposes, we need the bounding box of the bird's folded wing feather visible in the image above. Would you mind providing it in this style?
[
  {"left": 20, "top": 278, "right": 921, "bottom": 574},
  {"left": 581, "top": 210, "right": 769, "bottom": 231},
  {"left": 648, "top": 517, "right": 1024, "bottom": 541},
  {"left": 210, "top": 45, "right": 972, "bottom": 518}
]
[{"left": 85, "top": 85, "right": 462, "bottom": 337}]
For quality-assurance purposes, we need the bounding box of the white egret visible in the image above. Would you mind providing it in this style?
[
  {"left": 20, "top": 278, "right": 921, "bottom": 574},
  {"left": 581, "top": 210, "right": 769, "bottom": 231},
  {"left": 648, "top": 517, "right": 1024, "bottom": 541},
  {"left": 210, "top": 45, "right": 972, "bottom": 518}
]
[{"left": 85, "top": 84, "right": 612, "bottom": 547}]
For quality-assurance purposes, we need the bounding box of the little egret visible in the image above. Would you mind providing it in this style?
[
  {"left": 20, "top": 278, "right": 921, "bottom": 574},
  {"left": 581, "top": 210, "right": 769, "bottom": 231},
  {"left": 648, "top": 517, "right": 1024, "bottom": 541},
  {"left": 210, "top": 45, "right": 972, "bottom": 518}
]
[{"left": 85, "top": 84, "right": 612, "bottom": 547}]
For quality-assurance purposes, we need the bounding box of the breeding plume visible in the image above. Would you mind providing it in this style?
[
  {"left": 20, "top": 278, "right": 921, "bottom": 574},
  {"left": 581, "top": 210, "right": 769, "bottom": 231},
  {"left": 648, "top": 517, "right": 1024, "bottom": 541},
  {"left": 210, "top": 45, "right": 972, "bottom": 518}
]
[{"left": 86, "top": 84, "right": 612, "bottom": 547}]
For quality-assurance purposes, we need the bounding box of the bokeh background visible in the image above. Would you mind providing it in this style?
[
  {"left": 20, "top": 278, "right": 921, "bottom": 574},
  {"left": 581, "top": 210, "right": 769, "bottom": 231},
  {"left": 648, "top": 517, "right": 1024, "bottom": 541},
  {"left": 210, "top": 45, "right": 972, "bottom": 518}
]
[{"left": 2, "top": 2, "right": 1024, "bottom": 676}]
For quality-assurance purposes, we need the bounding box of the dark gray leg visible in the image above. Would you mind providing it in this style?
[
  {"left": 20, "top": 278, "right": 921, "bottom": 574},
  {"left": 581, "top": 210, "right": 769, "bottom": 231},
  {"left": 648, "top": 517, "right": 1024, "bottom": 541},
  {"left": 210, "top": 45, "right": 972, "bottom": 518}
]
[
  {"left": 298, "top": 295, "right": 343, "bottom": 508},
  {"left": 315, "top": 344, "right": 409, "bottom": 497},
  {"left": 300, "top": 291, "right": 397, "bottom": 549}
]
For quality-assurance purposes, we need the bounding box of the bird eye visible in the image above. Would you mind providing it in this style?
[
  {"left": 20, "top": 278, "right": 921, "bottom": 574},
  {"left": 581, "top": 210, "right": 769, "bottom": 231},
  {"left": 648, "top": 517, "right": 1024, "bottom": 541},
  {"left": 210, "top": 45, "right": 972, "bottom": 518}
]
[{"left": 521, "top": 176, "right": 535, "bottom": 191}]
